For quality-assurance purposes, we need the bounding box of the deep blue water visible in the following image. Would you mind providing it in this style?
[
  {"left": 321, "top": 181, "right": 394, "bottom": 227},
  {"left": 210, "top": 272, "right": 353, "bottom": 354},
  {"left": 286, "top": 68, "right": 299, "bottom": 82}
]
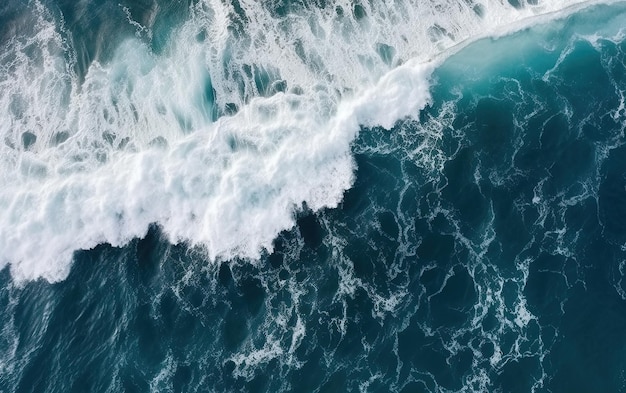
[{"left": 2, "top": 1, "right": 626, "bottom": 392}]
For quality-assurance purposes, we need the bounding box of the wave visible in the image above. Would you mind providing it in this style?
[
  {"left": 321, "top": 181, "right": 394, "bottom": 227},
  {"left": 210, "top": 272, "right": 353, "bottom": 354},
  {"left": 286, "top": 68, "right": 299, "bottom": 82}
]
[{"left": 0, "top": 0, "right": 603, "bottom": 282}]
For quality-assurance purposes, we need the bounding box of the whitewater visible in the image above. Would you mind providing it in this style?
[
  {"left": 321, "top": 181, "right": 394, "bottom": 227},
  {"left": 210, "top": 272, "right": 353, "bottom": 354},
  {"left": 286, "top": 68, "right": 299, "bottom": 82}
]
[{"left": 0, "top": 0, "right": 613, "bottom": 282}]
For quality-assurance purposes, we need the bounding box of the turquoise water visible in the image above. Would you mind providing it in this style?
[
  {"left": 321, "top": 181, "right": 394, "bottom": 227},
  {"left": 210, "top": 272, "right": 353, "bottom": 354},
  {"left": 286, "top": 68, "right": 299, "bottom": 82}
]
[{"left": 2, "top": 1, "right": 626, "bottom": 392}]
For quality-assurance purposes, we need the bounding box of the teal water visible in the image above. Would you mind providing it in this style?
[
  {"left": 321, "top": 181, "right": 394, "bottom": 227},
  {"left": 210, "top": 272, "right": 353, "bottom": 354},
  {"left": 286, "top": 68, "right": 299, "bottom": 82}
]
[{"left": 2, "top": 1, "right": 626, "bottom": 392}]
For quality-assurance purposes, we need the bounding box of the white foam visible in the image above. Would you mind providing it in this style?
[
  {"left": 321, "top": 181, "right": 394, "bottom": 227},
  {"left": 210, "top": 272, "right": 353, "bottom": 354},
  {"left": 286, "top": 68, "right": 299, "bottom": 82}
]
[{"left": 0, "top": 0, "right": 604, "bottom": 282}]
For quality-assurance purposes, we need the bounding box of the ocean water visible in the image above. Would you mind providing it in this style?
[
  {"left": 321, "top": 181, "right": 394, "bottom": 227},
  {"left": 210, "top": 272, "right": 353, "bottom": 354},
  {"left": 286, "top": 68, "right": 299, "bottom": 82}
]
[{"left": 2, "top": 0, "right": 626, "bottom": 392}]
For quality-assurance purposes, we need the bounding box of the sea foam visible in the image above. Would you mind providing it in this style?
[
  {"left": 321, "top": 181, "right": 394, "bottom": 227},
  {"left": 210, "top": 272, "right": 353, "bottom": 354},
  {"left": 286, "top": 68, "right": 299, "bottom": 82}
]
[{"left": 0, "top": 0, "right": 598, "bottom": 282}]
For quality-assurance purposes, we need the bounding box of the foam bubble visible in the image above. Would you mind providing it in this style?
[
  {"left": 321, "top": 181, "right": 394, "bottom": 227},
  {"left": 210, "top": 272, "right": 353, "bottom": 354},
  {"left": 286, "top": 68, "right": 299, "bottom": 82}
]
[{"left": 0, "top": 0, "right": 602, "bottom": 282}]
